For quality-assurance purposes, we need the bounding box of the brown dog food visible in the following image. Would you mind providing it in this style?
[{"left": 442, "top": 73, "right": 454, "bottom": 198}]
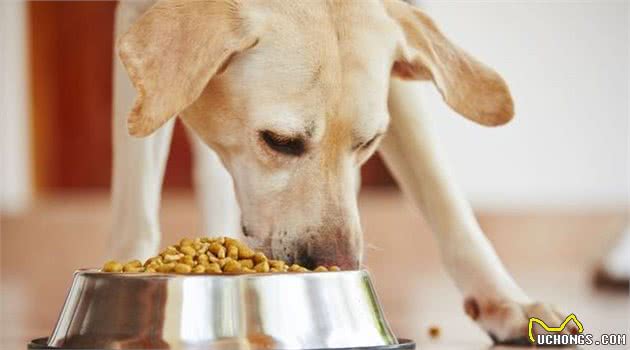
[
  {"left": 428, "top": 325, "right": 441, "bottom": 339},
  {"left": 102, "top": 236, "right": 340, "bottom": 274}
]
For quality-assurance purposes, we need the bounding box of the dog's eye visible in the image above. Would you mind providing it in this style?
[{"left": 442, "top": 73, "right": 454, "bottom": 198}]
[
  {"left": 260, "top": 130, "right": 305, "bottom": 156},
  {"left": 362, "top": 136, "right": 378, "bottom": 149},
  {"left": 354, "top": 134, "right": 382, "bottom": 151}
]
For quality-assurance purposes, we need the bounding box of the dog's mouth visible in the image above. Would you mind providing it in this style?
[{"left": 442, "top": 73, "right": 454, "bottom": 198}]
[
  {"left": 240, "top": 223, "right": 361, "bottom": 270},
  {"left": 242, "top": 238, "right": 359, "bottom": 270}
]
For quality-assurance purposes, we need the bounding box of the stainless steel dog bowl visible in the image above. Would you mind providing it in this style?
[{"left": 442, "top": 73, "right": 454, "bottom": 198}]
[{"left": 35, "top": 269, "right": 414, "bottom": 350}]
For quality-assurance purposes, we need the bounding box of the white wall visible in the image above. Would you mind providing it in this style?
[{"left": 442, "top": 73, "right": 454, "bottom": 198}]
[
  {"left": 418, "top": 1, "right": 628, "bottom": 210},
  {"left": 0, "top": 0, "right": 32, "bottom": 214}
]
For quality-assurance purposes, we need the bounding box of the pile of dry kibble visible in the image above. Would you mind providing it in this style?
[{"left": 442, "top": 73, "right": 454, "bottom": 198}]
[{"left": 102, "top": 236, "right": 340, "bottom": 274}]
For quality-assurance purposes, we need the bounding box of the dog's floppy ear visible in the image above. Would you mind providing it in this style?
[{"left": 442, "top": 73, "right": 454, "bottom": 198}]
[
  {"left": 118, "top": 0, "right": 258, "bottom": 137},
  {"left": 385, "top": 0, "right": 514, "bottom": 126}
]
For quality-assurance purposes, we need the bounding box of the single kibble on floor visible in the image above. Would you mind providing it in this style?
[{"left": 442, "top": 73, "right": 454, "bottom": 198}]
[
  {"left": 428, "top": 325, "right": 441, "bottom": 339},
  {"left": 101, "top": 236, "right": 343, "bottom": 275}
]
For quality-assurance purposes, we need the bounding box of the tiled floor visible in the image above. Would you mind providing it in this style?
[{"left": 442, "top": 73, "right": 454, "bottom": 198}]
[{"left": 1, "top": 190, "right": 628, "bottom": 349}]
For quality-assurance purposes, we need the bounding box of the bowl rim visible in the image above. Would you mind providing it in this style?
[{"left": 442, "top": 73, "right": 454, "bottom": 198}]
[
  {"left": 74, "top": 268, "right": 368, "bottom": 279},
  {"left": 30, "top": 337, "right": 416, "bottom": 350}
]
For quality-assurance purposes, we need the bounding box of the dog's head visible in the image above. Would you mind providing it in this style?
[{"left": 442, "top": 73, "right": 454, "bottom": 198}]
[{"left": 118, "top": 0, "right": 513, "bottom": 269}]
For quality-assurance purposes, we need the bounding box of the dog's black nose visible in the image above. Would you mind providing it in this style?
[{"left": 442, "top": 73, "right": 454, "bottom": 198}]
[
  {"left": 294, "top": 249, "right": 359, "bottom": 270},
  {"left": 288, "top": 232, "right": 362, "bottom": 270},
  {"left": 295, "top": 255, "right": 317, "bottom": 270}
]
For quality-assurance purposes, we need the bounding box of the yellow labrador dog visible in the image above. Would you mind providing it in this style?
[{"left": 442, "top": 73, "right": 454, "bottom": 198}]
[{"left": 110, "top": 0, "right": 573, "bottom": 344}]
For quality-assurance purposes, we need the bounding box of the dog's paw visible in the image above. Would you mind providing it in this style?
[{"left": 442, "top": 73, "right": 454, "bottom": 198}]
[{"left": 463, "top": 296, "right": 578, "bottom": 345}]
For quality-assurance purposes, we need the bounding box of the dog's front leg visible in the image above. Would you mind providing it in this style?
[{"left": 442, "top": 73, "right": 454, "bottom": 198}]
[
  {"left": 380, "top": 80, "right": 574, "bottom": 344},
  {"left": 108, "top": 1, "right": 171, "bottom": 262}
]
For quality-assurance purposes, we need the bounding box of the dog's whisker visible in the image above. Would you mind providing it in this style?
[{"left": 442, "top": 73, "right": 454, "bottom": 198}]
[{"left": 365, "top": 242, "right": 384, "bottom": 252}]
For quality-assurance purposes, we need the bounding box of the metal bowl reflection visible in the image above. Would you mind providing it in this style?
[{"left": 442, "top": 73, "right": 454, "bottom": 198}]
[{"left": 47, "top": 269, "right": 399, "bottom": 349}]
